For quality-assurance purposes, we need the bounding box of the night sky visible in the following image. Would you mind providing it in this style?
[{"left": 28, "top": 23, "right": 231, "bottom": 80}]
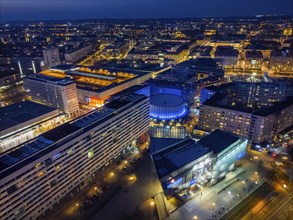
[{"left": 1, "top": 0, "right": 293, "bottom": 21}]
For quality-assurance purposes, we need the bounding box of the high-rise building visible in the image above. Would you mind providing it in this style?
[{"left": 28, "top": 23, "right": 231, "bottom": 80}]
[
  {"left": 43, "top": 48, "right": 61, "bottom": 68},
  {"left": 0, "top": 94, "right": 149, "bottom": 220},
  {"left": 24, "top": 74, "right": 79, "bottom": 116}
]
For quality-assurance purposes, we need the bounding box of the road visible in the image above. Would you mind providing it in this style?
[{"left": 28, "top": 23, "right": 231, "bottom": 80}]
[
  {"left": 220, "top": 182, "right": 274, "bottom": 220},
  {"left": 259, "top": 192, "right": 293, "bottom": 220}
]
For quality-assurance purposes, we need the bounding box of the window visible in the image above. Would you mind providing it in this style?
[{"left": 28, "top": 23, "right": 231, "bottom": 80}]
[
  {"left": 50, "top": 180, "right": 58, "bottom": 188},
  {"left": 7, "top": 184, "right": 18, "bottom": 195},
  {"left": 44, "top": 158, "right": 53, "bottom": 166}
]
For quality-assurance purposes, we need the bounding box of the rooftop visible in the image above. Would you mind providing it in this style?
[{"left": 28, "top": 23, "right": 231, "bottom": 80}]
[
  {"left": 0, "top": 101, "right": 58, "bottom": 133},
  {"left": 150, "top": 94, "right": 184, "bottom": 107},
  {"left": 26, "top": 74, "right": 74, "bottom": 86},
  {"left": 198, "top": 129, "right": 240, "bottom": 154},
  {"left": 152, "top": 138, "right": 211, "bottom": 179},
  {"left": 203, "top": 83, "right": 293, "bottom": 116},
  {"left": 150, "top": 137, "right": 184, "bottom": 155}
]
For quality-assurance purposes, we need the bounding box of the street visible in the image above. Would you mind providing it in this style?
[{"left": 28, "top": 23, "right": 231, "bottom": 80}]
[{"left": 220, "top": 182, "right": 274, "bottom": 220}]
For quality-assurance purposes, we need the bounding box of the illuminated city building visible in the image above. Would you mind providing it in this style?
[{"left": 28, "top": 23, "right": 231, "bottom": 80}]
[
  {"left": 38, "top": 65, "right": 166, "bottom": 108},
  {"left": 0, "top": 94, "right": 149, "bottom": 220},
  {"left": 214, "top": 46, "right": 239, "bottom": 66},
  {"left": 270, "top": 48, "right": 293, "bottom": 74},
  {"left": 148, "top": 58, "right": 225, "bottom": 105},
  {"left": 0, "top": 71, "right": 22, "bottom": 90},
  {"left": 188, "top": 46, "right": 213, "bottom": 59},
  {"left": 127, "top": 42, "right": 191, "bottom": 64},
  {"left": 151, "top": 130, "right": 248, "bottom": 193},
  {"left": 150, "top": 94, "right": 188, "bottom": 120},
  {"left": 24, "top": 74, "right": 80, "bottom": 116},
  {"left": 244, "top": 51, "right": 263, "bottom": 69},
  {"left": 199, "top": 82, "right": 293, "bottom": 145},
  {"left": 0, "top": 101, "right": 65, "bottom": 152}
]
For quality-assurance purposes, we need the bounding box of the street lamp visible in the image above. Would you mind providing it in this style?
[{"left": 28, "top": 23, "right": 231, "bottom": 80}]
[
  {"left": 76, "top": 203, "right": 79, "bottom": 207},
  {"left": 193, "top": 216, "right": 198, "bottom": 219}
]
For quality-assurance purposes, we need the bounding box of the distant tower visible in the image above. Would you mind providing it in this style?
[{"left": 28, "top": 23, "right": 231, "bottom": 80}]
[{"left": 43, "top": 47, "right": 61, "bottom": 68}]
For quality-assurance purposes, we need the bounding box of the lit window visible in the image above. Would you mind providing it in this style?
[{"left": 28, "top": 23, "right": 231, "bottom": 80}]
[
  {"left": 36, "top": 162, "right": 42, "bottom": 168},
  {"left": 37, "top": 170, "right": 46, "bottom": 177}
]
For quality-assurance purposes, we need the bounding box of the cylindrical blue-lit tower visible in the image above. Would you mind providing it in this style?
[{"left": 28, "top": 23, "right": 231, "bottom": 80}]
[{"left": 150, "top": 94, "right": 188, "bottom": 120}]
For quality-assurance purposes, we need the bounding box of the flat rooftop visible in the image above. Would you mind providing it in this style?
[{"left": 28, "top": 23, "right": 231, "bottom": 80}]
[
  {"left": 198, "top": 129, "right": 240, "bottom": 154},
  {"left": 39, "top": 65, "right": 152, "bottom": 93},
  {"left": 26, "top": 74, "right": 74, "bottom": 86},
  {"left": 152, "top": 138, "right": 211, "bottom": 179},
  {"left": 152, "top": 130, "right": 242, "bottom": 179},
  {"left": 150, "top": 94, "right": 184, "bottom": 107},
  {"left": 150, "top": 137, "right": 184, "bottom": 155},
  {"left": 0, "top": 101, "right": 58, "bottom": 134}
]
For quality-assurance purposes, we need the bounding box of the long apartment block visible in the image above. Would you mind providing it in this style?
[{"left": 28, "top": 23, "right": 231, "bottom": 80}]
[{"left": 0, "top": 94, "right": 150, "bottom": 220}]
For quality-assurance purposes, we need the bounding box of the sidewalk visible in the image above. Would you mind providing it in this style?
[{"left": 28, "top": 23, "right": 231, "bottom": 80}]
[
  {"left": 166, "top": 164, "right": 266, "bottom": 220},
  {"left": 40, "top": 142, "right": 150, "bottom": 220}
]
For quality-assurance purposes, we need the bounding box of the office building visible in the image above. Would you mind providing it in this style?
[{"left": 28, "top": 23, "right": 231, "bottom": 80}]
[
  {"left": 43, "top": 48, "right": 61, "bottom": 68},
  {"left": 24, "top": 74, "right": 79, "bottom": 116},
  {"left": 0, "top": 94, "right": 149, "bottom": 220}
]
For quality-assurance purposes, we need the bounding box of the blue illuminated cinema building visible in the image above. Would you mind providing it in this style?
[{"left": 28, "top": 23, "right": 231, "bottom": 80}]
[
  {"left": 150, "top": 94, "right": 188, "bottom": 120},
  {"left": 151, "top": 130, "right": 248, "bottom": 194}
]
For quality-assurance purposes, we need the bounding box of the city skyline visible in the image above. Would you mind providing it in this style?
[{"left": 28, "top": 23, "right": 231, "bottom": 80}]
[
  {"left": 1, "top": 0, "right": 293, "bottom": 21},
  {"left": 0, "top": 2, "right": 293, "bottom": 219}
]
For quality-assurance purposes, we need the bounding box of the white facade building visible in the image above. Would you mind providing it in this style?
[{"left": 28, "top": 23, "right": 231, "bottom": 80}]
[
  {"left": 0, "top": 94, "right": 149, "bottom": 220},
  {"left": 24, "top": 74, "right": 80, "bottom": 116}
]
